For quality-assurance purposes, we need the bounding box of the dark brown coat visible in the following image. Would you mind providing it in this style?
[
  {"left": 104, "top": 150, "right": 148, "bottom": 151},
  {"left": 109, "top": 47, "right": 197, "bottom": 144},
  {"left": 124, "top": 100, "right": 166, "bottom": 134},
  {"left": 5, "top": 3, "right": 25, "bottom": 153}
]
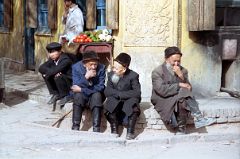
[{"left": 151, "top": 62, "right": 191, "bottom": 122}]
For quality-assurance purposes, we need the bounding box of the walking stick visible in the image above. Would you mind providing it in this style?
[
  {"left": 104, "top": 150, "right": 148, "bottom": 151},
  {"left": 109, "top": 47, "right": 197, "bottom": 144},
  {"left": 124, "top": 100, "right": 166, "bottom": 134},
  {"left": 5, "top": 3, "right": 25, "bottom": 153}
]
[{"left": 52, "top": 109, "right": 73, "bottom": 128}]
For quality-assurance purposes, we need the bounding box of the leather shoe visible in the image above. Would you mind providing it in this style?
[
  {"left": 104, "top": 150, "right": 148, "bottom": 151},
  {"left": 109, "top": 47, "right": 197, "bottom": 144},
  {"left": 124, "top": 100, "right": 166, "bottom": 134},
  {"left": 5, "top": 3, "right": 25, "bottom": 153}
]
[
  {"left": 175, "top": 126, "right": 187, "bottom": 135},
  {"left": 126, "top": 133, "right": 135, "bottom": 140},
  {"left": 195, "top": 117, "right": 216, "bottom": 129},
  {"left": 47, "top": 94, "right": 60, "bottom": 105},
  {"left": 58, "top": 96, "right": 73, "bottom": 106},
  {"left": 72, "top": 124, "right": 80, "bottom": 131}
]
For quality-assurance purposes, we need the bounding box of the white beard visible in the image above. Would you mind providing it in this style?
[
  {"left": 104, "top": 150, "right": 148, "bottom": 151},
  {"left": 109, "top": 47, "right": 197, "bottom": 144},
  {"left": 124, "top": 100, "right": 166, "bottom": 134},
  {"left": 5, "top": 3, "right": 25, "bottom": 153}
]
[
  {"left": 166, "top": 63, "right": 175, "bottom": 76},
  {"left": 111, "top": 73, "right": 120, "bottom": 84}
]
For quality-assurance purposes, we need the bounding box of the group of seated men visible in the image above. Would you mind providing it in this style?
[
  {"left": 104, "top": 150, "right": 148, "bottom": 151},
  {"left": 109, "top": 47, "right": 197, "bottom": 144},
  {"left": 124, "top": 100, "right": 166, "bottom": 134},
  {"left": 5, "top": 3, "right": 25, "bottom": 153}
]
[{"left": 39, "top": 42, "right": 216, "bottom": 140}]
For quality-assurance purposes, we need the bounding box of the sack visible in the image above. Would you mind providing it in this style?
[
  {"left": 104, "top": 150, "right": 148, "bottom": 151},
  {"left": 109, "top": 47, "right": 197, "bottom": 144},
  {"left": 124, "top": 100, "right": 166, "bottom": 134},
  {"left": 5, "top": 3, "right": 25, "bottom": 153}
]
[
  {"left": 65, "top": 53, "right": 82, "bottom": 64},
  {"left": 62, "top": 42, "right": 80, "bottom": 55}
]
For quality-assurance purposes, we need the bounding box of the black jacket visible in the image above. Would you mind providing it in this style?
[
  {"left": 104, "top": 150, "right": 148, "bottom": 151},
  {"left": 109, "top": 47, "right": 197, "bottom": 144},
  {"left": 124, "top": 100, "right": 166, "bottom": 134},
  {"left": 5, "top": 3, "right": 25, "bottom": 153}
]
[
  {"left": 39, "top": 53, "right": 72, "bottom": 79},
  {"left": 104, "top": 69, "right": 141, "bottom": 116}
]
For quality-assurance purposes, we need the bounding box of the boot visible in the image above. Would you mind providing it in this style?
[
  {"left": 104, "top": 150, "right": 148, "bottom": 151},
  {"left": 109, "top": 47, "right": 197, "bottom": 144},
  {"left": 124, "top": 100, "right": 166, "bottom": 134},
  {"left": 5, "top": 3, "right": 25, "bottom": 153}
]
[
  {"left": 126, "top": 112, "right": 138, "bottom": 140},
  {"left": 92, "top": 107, "right": 102, "bottom": 132},
  {"left": 72, "top": 104, "right": 83, "bottom": 131},
  {"left": 105, "top": 112, "right": 118, "bottom": 134},
  {"left": 176, "top": 116, "right": 187, "bottom": 135}
]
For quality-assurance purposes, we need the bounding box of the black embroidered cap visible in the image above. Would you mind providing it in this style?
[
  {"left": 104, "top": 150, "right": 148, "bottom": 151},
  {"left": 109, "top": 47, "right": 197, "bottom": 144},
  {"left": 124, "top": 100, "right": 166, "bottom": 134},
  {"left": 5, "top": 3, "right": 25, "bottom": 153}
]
[{"left": 114, "top": 53, "right": 131, "bottom": 67}]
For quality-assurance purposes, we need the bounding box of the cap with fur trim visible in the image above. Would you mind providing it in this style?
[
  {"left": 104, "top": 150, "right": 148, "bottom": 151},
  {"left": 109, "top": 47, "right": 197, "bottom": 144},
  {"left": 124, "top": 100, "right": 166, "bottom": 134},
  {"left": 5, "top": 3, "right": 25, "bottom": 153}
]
[
  {"left": 82, "top": 51, "right": 99, "bottom": 62},
  {"left": 165, "top": 46, "right": 182, "bottom": 58},
  {"left": 114, "top": 53, "right": 131, "bottom": 67}
]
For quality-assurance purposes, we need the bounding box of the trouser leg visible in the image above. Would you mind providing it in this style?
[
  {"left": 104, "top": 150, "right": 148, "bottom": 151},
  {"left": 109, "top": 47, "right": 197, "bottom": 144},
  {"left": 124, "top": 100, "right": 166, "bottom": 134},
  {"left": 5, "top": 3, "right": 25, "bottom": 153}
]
[
  {"left": 126, "top": 112, "right": 138, "bottom": 140},
  {"left": 72, "top": 104, "right": 83, "bottom": 130},
  {"left": 176, "top": 100, "right": 189, "bottom": 134},
  {"left": 54, "top": 75, "right": 72, "bottom": 98},
  {"left": 43, "top": 76, "right": 60, "bottom": 105},
  {"left": 43, "top": 76, "right": 58, "bottom": 95},
  {"left": 89, "top": 92, "right": 103, "bottom": 132},
  {"left": 186, "top": 97, "right": 202, "bottom": 117},
  {"left": 92, "top": 107, "right": 102, "bottom": 132},
  {"left": 72, "top": 93, "right": 86, "bottom": 130},
  {"left": 186, "top": 98, "right": 216, "bottom": 128}
]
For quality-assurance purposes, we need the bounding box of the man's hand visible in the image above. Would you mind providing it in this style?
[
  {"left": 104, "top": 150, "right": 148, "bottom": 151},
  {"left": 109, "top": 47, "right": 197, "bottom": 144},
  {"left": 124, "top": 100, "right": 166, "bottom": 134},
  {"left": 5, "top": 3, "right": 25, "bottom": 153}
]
[
  {"left": 55, "top": 72, "right": 62, "bottom": 78},
  {"left": 173, "top": 65, "right": 184, "bottom": 80},
  {"left": 71, "top": 85, "right": 81, "bottom": 93},
  {"left": 85, "top": 69, "right": 97, "bottom": 80},
  {"left": 179, "top": 82, "right": 191, "bottom": 91}
]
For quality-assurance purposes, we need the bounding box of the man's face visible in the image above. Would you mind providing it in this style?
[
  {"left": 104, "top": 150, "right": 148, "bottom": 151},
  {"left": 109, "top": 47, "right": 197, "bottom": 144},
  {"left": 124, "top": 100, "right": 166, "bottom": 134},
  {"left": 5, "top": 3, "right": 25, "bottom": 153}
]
[
  {"left": 112, "top": 61, "right": 126, "bottom": 76},
  {"left": 166, "top": 54, "right": 181, "bottom": 67},
  {"left": 48, "top": 50, "right": 61, "bottom": 61},
  {"left": 64, "top": 0, "right": 72, "bottom": 7},
  {"left": 84, "top": 60, "right": 98, "bottom": 70}
]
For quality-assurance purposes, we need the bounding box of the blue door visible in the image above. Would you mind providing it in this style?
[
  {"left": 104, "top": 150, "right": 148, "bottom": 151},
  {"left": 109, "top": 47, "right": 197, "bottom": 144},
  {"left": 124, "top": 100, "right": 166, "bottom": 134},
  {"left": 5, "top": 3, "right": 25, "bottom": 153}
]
[
  {"left": 24, "top": 28, "right": 35, "bottom": 70},
  {"left": 24, "top": 0, "right": 35, "bottom": 70}
]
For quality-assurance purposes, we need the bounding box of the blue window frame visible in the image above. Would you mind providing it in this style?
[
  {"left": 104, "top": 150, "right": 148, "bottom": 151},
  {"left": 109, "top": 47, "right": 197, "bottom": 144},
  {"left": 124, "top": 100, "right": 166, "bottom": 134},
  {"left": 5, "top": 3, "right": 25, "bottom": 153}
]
[
  {"left": 96, "top": 0, "right": 106, "bottom": 29},
  {"left": 37, "top": 0, "right": 50, "bottom": 33},
  {"left": 0, "top": 0, "right": 4, "bottom": 27},
  {"left": 76, "top": 0, "right": 106, "bottom": 30}
]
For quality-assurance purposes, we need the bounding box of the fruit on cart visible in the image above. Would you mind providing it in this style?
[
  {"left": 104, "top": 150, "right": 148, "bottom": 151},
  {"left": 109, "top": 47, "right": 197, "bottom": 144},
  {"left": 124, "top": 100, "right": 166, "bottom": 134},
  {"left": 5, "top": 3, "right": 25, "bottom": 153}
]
[{"left": 73, "top": 29, "right": 112, "bottom": 43}]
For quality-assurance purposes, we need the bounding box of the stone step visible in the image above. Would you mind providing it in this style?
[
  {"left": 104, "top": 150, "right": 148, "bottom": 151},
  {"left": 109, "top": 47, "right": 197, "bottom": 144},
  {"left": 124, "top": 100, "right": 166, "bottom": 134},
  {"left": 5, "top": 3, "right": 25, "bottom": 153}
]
[
  {"left": 4, "top": 71, "right": 240, "bottom": 132},
  {"left": 56, "top": 97, "right": 240, "bottom": 132}
]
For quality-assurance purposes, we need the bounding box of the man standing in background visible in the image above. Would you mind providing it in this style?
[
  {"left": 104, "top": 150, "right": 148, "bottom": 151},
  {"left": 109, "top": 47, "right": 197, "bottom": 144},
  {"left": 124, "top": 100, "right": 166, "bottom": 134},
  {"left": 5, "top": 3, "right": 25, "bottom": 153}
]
[{"left": 60, "top": 0, "right": 84, "bottom": 44}]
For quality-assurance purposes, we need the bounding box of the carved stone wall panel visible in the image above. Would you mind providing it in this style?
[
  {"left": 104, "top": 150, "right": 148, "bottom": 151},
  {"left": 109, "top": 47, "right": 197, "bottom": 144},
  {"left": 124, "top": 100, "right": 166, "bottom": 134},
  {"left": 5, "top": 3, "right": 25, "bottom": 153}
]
[{"left": 124, "top": 0, "right": 176, "bottom": 47}]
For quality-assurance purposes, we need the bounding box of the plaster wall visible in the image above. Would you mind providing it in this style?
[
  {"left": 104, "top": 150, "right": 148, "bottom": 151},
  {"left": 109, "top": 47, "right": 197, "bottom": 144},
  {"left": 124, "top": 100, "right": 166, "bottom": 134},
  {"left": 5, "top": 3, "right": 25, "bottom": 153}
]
[
  {"left": 112, "top": 0, "right": 179, "bottom": 101},
  {"left": 180, "top": 0, "right": 222, "bottom": 97},
  {"left": 112, "top": 0, "right": 223, "bottom": 99},
  {"left": 225, "top": 60, "right": 240, "bottom": 91}
]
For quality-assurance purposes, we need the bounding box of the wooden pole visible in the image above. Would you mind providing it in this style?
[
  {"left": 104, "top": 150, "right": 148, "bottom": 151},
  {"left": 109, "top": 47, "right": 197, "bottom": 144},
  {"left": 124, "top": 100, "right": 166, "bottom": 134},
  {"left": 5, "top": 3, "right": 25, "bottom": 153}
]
[{"left": 52, "top": 109, "right": 73, "bottom": 127}]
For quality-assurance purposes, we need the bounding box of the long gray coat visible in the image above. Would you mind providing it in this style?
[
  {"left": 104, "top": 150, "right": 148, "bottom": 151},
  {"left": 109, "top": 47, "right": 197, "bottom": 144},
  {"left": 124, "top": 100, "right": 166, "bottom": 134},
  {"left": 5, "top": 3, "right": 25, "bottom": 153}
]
[
  {"left": 104, "top": 69, "right": 141, "bottom": 116},
  {"left": 151, "top": 62, "right": 191, "bottom": 123}
]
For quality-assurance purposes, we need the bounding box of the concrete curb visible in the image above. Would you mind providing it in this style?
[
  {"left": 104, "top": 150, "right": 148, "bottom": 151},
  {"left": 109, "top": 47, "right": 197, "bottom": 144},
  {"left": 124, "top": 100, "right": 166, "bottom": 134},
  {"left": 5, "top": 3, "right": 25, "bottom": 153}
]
[{"left": 17, "top": 121, "right": 240, "bottom": 147}]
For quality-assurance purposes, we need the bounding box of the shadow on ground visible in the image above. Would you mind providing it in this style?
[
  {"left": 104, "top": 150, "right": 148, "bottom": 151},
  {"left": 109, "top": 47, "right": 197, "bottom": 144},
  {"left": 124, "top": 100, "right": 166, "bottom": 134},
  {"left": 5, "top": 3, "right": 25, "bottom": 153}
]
[{"left": 3, "top": 92, "right": 28, "bottom": 107}]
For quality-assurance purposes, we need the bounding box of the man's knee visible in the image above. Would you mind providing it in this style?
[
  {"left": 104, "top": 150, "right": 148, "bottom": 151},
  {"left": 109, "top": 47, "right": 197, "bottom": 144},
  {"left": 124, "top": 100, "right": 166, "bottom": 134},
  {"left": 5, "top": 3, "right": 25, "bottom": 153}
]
[
  {"left": 73, "top": 93, "right": 85, "bottom": 106},
  {"left": 54, "top": 74, "right": 65, "bottom": 82},
  {"left": 90, "top": 92, "right": 103, "bottom": 107},
  {"left": 91, "top": 92, "right": 102, "bottom": 101}
]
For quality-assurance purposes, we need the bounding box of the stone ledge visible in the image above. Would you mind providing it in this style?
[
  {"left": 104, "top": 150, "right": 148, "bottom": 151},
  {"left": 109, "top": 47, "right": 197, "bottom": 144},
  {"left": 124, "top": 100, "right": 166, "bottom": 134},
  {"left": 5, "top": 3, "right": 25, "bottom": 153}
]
[{"left": 58, "top": 98, "right": 240, "bottom": 131}]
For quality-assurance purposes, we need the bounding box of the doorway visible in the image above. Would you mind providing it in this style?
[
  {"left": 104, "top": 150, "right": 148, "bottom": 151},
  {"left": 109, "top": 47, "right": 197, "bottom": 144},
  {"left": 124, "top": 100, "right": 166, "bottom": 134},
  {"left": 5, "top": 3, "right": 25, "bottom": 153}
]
[
  {"left": 221, "top": 60, "right": 234, "bottom": 88},
  {"left": 24, "top": 0, "right": 35, "bottom": 70}
]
